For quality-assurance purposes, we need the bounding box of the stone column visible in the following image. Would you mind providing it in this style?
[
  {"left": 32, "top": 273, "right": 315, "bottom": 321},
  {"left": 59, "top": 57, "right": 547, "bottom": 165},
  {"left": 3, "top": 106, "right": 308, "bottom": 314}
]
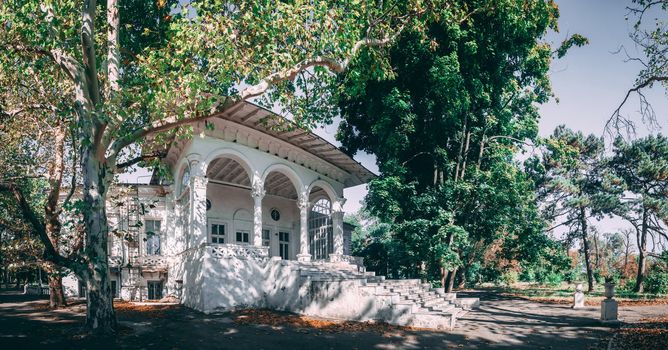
[
  {"left": 296, "top": 192, "right": 311, "bottom": 262},
  {"left": 251, "top": 180, "right": 265, "bottom": 247},
  {"left": 329, "top": 197, "right": 346, "bottom": 262},
  {"left": 190, "top": 171, "right": 209, "bottom": 248}
]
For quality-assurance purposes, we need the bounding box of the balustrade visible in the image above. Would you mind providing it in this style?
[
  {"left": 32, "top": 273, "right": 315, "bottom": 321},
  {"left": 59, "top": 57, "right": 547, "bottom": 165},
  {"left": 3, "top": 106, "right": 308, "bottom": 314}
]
[{"left": 209, "top": 244, "right": 269, "bottom": 261}]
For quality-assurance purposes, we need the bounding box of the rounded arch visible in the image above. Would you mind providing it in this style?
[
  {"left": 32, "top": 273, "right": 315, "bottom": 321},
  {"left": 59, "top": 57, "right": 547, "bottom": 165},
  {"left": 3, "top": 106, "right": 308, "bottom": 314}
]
[
  {"left": 306, "top": 179, "right": 337, "bottom": 202},
  {"left": 202, "top": 147, "right": 256, "bottom": 181},
  {"left": 175, "top": 154, "right": 201, "bottom": 196},
  {"left": 232, "top": 208, "right": 252, "bottom": 244},
  {"left": 233, "top": 208, "right": 253, "bottom": 222},
  {"left": 261, "top": 163, "right": 305, "bottom": 193}
]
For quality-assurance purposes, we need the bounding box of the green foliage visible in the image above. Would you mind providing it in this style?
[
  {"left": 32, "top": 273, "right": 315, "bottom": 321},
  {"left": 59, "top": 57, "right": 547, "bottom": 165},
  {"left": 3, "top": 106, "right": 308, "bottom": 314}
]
[
  {"left": 645, "top": 270, "right": 668, "bottom": 295},
  {"left": 544, "top": 272, "right": 563, "bottom": 287},
  {"left": 498, "top": 270, "right": 519, "bottom": 287},
  {"left": 532, "top": 126, "right": 618, "bottom": 291},
  {"left": 608, "top": 135, "right": 668, "bottom": 291},
  {"left": 609, "top": 135, "right": 668, "bottom": 226},
  {"left": 519, "top": 242, "right": 573, "bottom": 285},
  {"left": 338, "top": 1, "right": 577, "bottom": 286}
]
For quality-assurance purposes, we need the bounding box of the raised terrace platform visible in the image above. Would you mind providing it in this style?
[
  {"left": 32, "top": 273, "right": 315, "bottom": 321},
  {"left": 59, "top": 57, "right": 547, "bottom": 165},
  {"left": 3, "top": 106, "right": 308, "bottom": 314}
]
[{"left": 174, "top": 244, "right": 478, "bottom": 330}]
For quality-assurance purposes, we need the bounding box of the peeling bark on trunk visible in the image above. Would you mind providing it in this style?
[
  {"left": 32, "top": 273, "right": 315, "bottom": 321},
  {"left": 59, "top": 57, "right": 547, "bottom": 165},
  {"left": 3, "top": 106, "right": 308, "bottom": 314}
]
[
  {"left": 48, "top": 274, "right": 66, "bottom": 308},
  {"left": 81, "top": 148, "right": 117, "bottom": 334}
]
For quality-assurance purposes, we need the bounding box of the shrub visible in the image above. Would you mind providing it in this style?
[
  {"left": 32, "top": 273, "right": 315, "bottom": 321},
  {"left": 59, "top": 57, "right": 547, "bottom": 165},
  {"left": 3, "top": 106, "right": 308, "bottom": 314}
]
[
  {"left": 498, "top": 270, "right": 519, "bottom": 287},
  {"left": 519, "top": 268, "right": 536, "bottom": 282},
  {"left": 645, "top": 271, "right": 668, "bottom": 294},
  {"left": 620, "top": 278, "right": 637, "bottom": 292},
  {"left": 465, "top": 261, "right": 482, "bottom": 286},
  {"left": 563, "top": 268, "right": 580, "bottom": 283},
  {"left": 545, "top": 272, "right": 563, "bottom": 287}
]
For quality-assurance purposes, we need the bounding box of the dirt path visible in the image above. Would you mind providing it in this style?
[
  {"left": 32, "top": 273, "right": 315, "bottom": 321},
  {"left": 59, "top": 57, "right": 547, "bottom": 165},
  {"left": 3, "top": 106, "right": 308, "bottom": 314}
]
[{"left": 2, "top": 289, "right": 665, "bottom": 349}]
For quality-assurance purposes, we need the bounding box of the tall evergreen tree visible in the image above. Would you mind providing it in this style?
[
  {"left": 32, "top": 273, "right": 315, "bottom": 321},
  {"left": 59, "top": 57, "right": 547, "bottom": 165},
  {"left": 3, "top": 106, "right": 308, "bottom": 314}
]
[
  {"left": 609, "top": 135, "right": 668, "bottom": 292},
  {"left": 535, "top": 126, "right": 614, "bottom": 292}
]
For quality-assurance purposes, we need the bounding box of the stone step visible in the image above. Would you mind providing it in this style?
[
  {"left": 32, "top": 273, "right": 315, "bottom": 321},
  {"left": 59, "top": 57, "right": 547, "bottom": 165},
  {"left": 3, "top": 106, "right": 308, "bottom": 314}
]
[
  {"left": 382, "top": 279, "right": 421, "bottom": 286},
  {"left": 419, "top": 296, "right": 445, "bottom": 306},
  {"left": 398, "top": 290, "right": 434, "bottom": 299},
  {"left": 453, "top": 297, "right": 480, "bottom": 310},
  {"left": 426, "top": 303, "right": 457, "bottom": 313},
  {"left": 366, "top": 276, "right": 385, "bottom": 283},
  {"left": 308, "top": 276, "right": 367, "bottom": 282},
  {"left": 393, "top": 300, "right": 424, "bottom": 314},
  {"left": 403, "top": 293, "right": 439, "bottom": 303},
  {"left": 407, "top": 311, "right": 457, "bottom": 330},
  {"left": 389, "top": 285, "right": 421, "bottom": 292}
]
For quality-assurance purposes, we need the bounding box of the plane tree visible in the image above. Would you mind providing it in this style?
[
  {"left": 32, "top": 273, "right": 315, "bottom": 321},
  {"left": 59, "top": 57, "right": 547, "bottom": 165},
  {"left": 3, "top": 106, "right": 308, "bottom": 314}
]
[{"left": 0, "top": 0, "right": 455, "bottom": 334}]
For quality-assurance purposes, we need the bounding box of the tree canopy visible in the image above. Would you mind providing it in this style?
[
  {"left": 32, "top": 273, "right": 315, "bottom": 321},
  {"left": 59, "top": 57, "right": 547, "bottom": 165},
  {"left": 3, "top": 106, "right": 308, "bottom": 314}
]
[{"left": 337, "top": 0, "right": 584, "bottom": 289}]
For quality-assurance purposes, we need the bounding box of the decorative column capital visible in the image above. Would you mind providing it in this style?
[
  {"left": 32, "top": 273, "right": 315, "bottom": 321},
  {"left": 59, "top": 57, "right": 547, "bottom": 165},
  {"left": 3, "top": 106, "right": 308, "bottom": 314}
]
[
  {"left": 251, "top": 180, "right": 265, "bottom": 200},
  {"left": 332, "top": 197, "right": 347, "bottom": 213}
]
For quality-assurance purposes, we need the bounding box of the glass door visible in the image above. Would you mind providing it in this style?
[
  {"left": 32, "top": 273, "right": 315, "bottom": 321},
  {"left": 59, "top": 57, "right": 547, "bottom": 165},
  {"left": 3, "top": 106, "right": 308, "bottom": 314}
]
[
  {"left": 147, "top": 281, "right": 163, "bottom": 300},
  {"left": 278, "top": 231, "right": 290, "bottom": 260}
]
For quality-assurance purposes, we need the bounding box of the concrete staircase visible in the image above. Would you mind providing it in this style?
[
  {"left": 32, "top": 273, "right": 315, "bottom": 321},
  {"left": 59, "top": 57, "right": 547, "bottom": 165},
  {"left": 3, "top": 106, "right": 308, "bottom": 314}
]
[{"left": 296, "top": 262, "right": 478, "bottom": 330}]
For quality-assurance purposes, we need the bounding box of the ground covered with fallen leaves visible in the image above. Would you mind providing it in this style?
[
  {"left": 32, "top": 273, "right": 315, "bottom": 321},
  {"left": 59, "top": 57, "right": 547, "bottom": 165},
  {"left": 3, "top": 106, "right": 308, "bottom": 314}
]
[
  {"left": 611, "top": 315, "right": 668, "bottom": 350},
  {"left": 0, "top": 289, "right": 651, "bottom": 349},
  {"left": 234, "top": 308, "right": 416, "bottom": 334}
]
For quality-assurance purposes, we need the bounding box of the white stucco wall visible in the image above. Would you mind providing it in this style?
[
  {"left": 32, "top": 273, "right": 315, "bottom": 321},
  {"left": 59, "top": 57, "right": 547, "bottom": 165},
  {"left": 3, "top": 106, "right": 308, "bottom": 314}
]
[{"left": 178, "top": 248, "right": 414, "bottom": 326}]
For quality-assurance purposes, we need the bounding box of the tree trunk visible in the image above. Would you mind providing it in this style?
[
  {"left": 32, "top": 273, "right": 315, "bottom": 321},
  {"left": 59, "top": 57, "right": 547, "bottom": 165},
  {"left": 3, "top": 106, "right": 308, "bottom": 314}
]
[
  {"left": 81, "top": 147, "right": 117, "bottom": 334},
  {"left": 634, "top": 209, "right": 649, "bottom": 293},
  {"left": 456, "top": 265, "right": 466, "bottom": 289},
  {"left": 580, "top": 208, "right": 594, "bottom": 293},
  {"left": 48, "top": 274, "right": 67, "bottom": 308},
  {"left": 445, "top": 267, "right": 457, "bottom": 292},
  {"left": 593, "top": 231, "right": 600, "bottom": 270},
  {"left": 440, "top": 265, "right": 446, "bottom": 288},
  {"left": 623, "top": 230, "right": 631, "bottom": 279}
]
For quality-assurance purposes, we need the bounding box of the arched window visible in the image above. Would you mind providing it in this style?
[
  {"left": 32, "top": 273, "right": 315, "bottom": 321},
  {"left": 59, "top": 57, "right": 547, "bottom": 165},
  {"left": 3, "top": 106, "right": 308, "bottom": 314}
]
[
  {"left": 308, "top": 198, "right": 332, "bottom": 260},
  {"left": 179, "top": 168, "right": 190, "bottom": 196}
]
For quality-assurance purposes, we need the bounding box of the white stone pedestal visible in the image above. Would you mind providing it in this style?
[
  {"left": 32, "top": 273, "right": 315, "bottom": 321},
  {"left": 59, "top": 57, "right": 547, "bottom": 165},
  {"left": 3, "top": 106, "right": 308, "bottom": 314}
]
[
  {"left": 328, "top": 253, "right": 342, "bottom": 263},
  {"left": 573, "top": 291, "right": 585, "bottom": 308},
  {"left": 601, "top": 299, "right": 618, "bottom": 321},
  {"left": 572, "top": 283, "right": 585, "bottom": 309},
  {"left": 296, "top": 253, "right": 312, "bottom": 262}
]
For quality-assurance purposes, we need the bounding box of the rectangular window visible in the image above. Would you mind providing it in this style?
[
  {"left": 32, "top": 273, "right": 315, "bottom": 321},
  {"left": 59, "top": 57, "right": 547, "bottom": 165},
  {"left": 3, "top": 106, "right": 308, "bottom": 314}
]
[
  {"left": 145, "top": 220, "right": 162, "bottom": 255},
  {"left": 262, "top": 229, "right": 270, "bottom": 247},
  {"left": 236, "top": 231, "right": 249, "bottom": 243},
  {"left": 279, "top": 231, "right": 290, "bottom": 260},
  {"left": 147, "top": 281, "right": 163, "bottom": 300},
  {"left": 211, "top": 224, "right": 226, "bottom": 244}
]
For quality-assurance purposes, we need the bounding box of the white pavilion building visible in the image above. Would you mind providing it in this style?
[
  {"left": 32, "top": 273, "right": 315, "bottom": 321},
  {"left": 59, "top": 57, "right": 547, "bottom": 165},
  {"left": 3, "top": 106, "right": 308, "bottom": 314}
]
[{"left": 63, "top": 102, "right": 476, "bottom": 329}]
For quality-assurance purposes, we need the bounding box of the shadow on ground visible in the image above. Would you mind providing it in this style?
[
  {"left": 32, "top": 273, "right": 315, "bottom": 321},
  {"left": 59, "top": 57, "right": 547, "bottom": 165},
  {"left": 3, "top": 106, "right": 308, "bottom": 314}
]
[{"left": 0, "top": 289, "right": 615, "bottom": 349}]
